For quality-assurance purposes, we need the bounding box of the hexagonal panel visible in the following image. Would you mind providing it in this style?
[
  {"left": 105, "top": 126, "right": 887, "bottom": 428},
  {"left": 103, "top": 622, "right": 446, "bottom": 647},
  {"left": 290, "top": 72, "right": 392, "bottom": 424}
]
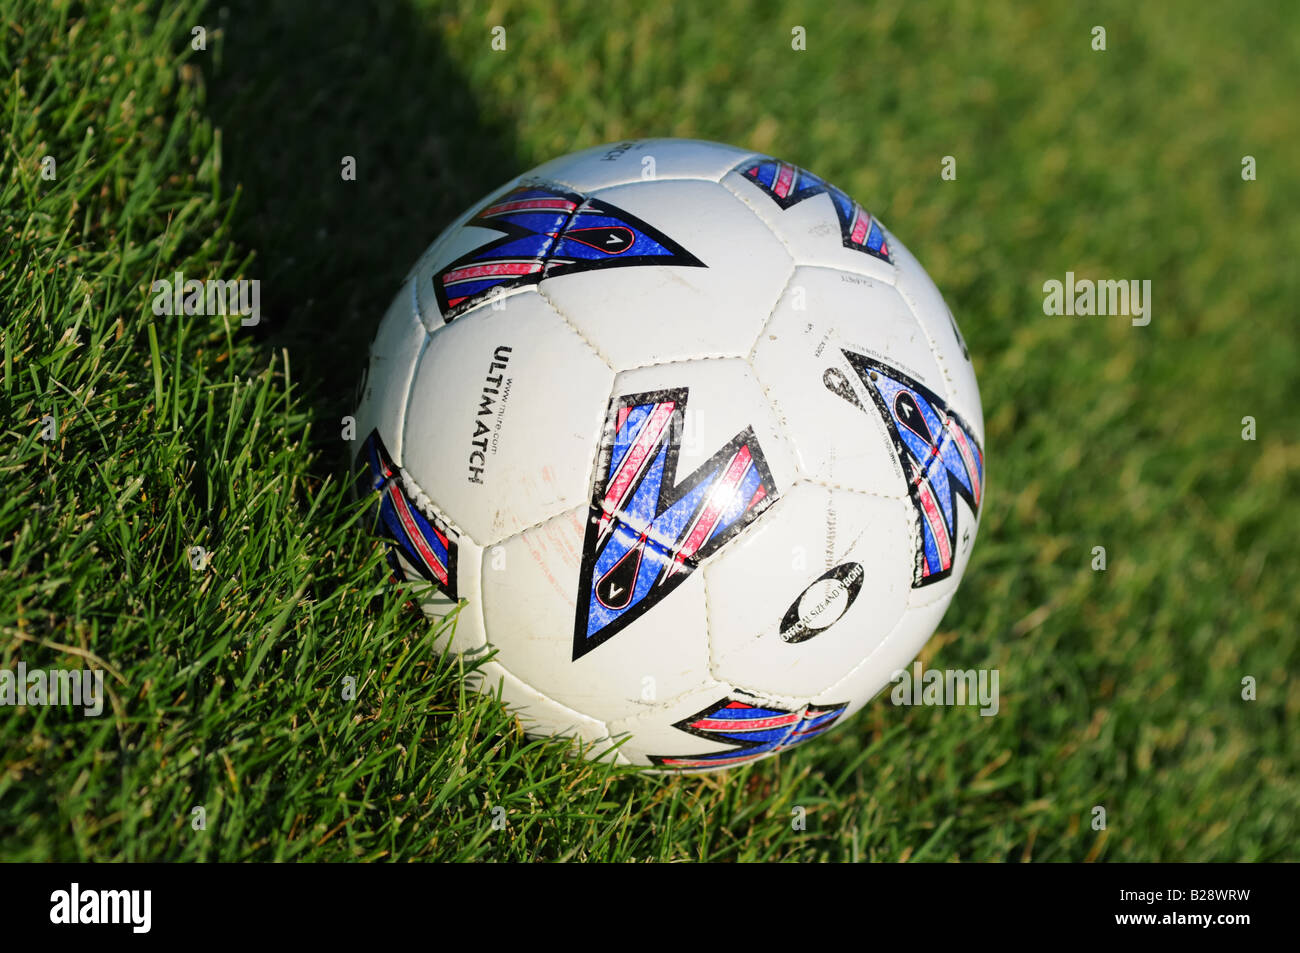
[
  {"left": 704, "top": 482, "right": 913, "bottom": 698},
  {"left": 355, "top": 427, "right": 488, "bottom": 655},
  {"left": 539, "top": 179, "right": 793, "bottom": 368},
  {"left": 609, "top": 681, "right": 858, "bottom": 771},
  {"left": 390, "top": 505, "right": 488, "bottom": 656},
  {"left": 401, "top": 290, "right": 613, "bottom": 546}
]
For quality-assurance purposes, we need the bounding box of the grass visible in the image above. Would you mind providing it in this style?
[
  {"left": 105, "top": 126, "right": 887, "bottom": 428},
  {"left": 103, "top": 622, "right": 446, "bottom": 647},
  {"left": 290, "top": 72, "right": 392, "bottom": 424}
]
[{"left": 1, "top": 0, "right": 1297, "bottom": 861}]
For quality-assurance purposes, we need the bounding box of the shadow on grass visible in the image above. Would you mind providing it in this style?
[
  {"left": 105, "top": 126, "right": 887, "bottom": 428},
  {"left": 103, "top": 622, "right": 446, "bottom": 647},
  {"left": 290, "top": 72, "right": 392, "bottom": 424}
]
[{"left": 204, "top": 0, "right": 522, "bottom": 430}]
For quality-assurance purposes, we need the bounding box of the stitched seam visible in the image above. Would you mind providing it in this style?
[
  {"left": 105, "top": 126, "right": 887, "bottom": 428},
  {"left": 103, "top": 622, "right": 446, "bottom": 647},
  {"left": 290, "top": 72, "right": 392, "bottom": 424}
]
[
  {"left": 473, "top": 659, "right": 616, "bottom": 745},
  {"left": 719, "top": 173, "right": 899, "bottom": 288},
  {"left": 818, "top": 593, "right": 914, "bottom": 699},
  {"left": 793, "top": 474, "right": 908, "bottom": 500},
  {"left": 744, "top": 259, "right": 798, "bottom": 364},
  {"left": 396, "top": 463, "right": 474, "bottom": 544},
  {"left": 534, "top": 283, "right": 618, "bottom": 372}
]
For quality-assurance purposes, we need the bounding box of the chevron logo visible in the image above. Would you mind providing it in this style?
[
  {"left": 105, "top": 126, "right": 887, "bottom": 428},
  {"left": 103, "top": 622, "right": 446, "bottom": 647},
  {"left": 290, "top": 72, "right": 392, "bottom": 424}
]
[{"left": 433, "top": 183, "right": 704, "bottom": 319}]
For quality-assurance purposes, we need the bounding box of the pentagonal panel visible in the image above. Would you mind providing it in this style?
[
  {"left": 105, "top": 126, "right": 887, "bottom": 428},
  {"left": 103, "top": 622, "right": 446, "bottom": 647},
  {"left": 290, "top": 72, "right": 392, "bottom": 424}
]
[
  {"left": 402, "top": 290, "right": 613, "bottom": 546},
  {"left": 751, "top": 266, "right": 946, "bottom": 495},
  {"left": 704, "top": 483, "right": 913, "bottom": 698},
  {"left": 353, "top": 277, "right": 427, "bottom": 466},
  {"left": 888, "top": 229, "right": 985, "bottom": 449},
  {"left": 539, "top": 179, "right": 793, "bottom": 368},
  {"left": 480, "top": 506, "right": 714, "bottom": 726},
  {"left": 526, "top": 138, "right": 762, "bottom": 192},
  {"left": 721, "top": 157, "right": 897, "bottom": 284}
]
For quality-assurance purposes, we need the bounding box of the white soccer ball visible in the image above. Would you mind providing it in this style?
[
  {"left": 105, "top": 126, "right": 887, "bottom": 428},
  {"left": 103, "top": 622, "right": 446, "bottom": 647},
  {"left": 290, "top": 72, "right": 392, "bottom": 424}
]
[{"left": 355, "top": 138, "right": 984, "bottom": 771}]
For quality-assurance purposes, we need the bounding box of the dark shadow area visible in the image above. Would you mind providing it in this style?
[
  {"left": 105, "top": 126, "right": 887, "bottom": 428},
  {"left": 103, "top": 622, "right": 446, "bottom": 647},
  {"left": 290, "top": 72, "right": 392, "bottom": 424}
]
[{"left": 203, "top": 0, "right": 524, "bottom": 431}]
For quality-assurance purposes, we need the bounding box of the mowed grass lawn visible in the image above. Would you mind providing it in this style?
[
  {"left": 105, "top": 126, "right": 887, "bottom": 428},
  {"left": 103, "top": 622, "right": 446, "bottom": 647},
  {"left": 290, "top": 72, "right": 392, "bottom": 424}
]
[{"left": 1, "top": 0, "right": 1296, "bottom": 861}]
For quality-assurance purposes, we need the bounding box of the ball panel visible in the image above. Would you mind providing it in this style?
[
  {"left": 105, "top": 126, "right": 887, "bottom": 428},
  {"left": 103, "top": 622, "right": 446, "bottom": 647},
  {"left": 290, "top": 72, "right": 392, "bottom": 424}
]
[
  {"left": 355, "top": 427, "right": 488, "bottom": 653},
  {"left": 539, "top": 179, "right": 793, "bottom": 367},
  {"left": 703, "top": 483, "right": 913, "bottom": 698},
  {"left": 388, "top": 562, "right": 488, "bottom": 656},
  {"left": 811, "top": 595, "right": 953, "bottom": 722},
  {"left": 467, "top": 658, "right": 626, "bottom": 764},
  {"left": 888, "top": 230, "right": 985, "bottom": 448},
  {"left": 353, "top": 277, "right": 427, "bottom": 466},
  {"left": 905, "top": 486, "right": 979, "bottom": 610},
  {"left": 606, "top": 359, "right": 801, "bottom": 508},
  {"left": 480, "top": 507, "right": 716, "bottom": 725},
  {"left": 400, "top": 521, "right": 488, "bottom": 655},
  {"left": 720, "top": 158, "right": 897, "bottom": 284},
  {"left": 407, "top": 178, "right": 523, "bottom": 331},
  {"left": 609, "top": 682, "right": 857, "bottom": 771},
  {"left": 751, "top": 266, "right": 946, "bottom": 495},
  {"left": 401, "top": 290, "right": 614, "bottom": 545},
  {"left": 604, "top": 681, "right": 765, "bottom": 770},
  {"left": 526, "top": 138, "right": 762, "bottom": 192}
]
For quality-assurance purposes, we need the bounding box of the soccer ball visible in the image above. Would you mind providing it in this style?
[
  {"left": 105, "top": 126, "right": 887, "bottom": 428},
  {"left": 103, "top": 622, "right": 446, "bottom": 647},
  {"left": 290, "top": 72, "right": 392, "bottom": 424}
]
[{"left": 354, "top": 139, "right": 984, "bottom": 771}]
